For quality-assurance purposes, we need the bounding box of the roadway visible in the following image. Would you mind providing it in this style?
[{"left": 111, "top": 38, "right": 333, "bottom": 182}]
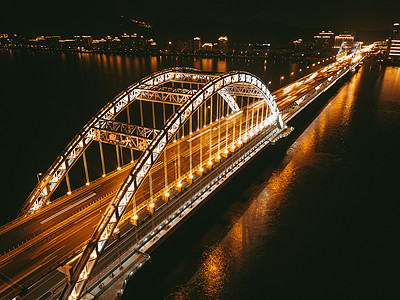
[{"left": 0, "top": 55, "right": 357, "bottom": 299}]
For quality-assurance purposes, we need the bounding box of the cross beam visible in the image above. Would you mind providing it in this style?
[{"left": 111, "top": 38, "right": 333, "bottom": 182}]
[
  {"left": 220, "top": 84, "right": 264, "bottom": 98},
  {"left": 91, "top": 120, "right": 159, "bottom": 151},
  {"left": 168, "top": 72, "right": 217, "bottom": 84},
  {"left": 135, "top": 87, "right": 197, "bottom": 104},
  {"left": 94, "top": 119, "right": 159, "bottom": 139}
]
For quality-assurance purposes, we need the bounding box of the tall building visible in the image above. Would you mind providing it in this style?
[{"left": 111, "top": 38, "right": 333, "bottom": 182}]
[
  {"left": 202, "top": 43, "right": 213, "bottom": 51},
  {"left": 313, "top": 30, "right": 335, "bottom": 49},
  {"left": 388, "top": 22, "right": 400, "bottom": 60},
  {"left": 334, "top": 33, "right": 355, "bottom": 48},
  {"left": 193, "top": 37, "right": 201, "bottom": 52},
  {"left": 218, "top": 36, "right": 228, "bottom": 53}
]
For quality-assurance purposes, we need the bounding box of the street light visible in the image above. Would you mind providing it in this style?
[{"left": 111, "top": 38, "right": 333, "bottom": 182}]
[{"left": 36, "top": 172, "right": 42, "bottom": 183}]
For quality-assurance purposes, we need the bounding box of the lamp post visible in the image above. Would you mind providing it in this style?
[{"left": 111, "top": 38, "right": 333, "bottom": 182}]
[{"left": 36, "top": 172, "right": 42, "bottom": 183}]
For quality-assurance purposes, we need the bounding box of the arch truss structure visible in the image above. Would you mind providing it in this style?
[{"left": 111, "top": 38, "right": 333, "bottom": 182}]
[{"left": 19, "top": 67, "right": 284, "bottom": 300}]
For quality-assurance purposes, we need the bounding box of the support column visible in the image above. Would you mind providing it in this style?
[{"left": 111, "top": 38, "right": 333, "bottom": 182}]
[
  {"left": 177, "top": 138, "right": 182, "bottom": 191},
  {"left": 163, "top": 103, "right": 166, "bottom": 125},
  {"left": 245, "top": 98, "right": 249, "bottom": 141},
  {"left": 231, "top": 114, "right": 236, "bottom": 151},
  {"left": 238, "top": 103, "right": 243, "bottom": 146},
  {"left": 139, "top": 100, "right": 144, "bottom": 126},
  {"left": 189, "top": 116, "right": 193, "bottom": 182},
  {"left": 149, "top": 172, "right": 154, "bottom": 206},
  {"left": 224, "top": 113, "right": 229, "bottom": 157},
  {"left": 199, "top": 125, "right": 203, "bottom": 174},
  {"left": 208, "top": 99, "right": 212, "bottom": 167},
  {"left": 217, "top": 95, "right": 221, "bottom": 159},
  {"left": 127, "top": 106, "right": 134, "bottom": 162},
  {"left": 203, "top": 102, "right": 206, "bottom": 128},
  {"left": 115, "top": 145, "right": 121, "bottom": 170},
  {"left": 255, "top": 103, "right": 260, "bottom": 133},
  {"left": 65, "top": 171, "right": 71, "bottom": 195},
  {"left": 99, "top": 141, "right": 106, "bottom": 176},
  {"left": 250, "top": 101, "right": 254, "bottom": 137},
  {"left": 82, "top": 151, "right": 90, "bottom": 185},
  {"left": 131, "top": 195, "right": 138, "bottom": 226},
  {"left": 163, "top": 150, "right": 169, "bottom": 201},
  {"left": 152, "top": 102, "right": 156, "bottom": 128}
]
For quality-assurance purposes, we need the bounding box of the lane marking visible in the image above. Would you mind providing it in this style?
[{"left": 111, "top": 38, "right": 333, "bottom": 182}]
[{"left": 40, "top": 193, "right": 96, "bottom": 224}]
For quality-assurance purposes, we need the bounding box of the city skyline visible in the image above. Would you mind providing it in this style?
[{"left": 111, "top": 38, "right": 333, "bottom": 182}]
[{"left": 1, "top": 0, "right": 399, "bottom": 42}]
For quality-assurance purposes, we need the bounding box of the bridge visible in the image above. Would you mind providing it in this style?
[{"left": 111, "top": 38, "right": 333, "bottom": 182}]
[{"left": 0, "top": 44, "right": 368, "bottom": 300}]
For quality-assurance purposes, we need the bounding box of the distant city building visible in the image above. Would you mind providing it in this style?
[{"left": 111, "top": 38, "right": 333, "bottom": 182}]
[
  {"left": 293, "top": 38, "right": 303, "bottom": 45},
  {"left": 314, "top": 30, "right": 335, "bottom": 49},
  {"left": 202, "top": 43, "right": 213, "bottom": 51},
  {"left": 218, "top": 36, "right": 228, "bottom": 53},
  {"left": 74, "top": 35, "right": 93, "bottom": 48},
  {"left": 58, "top": 39, "right": 77, "bottom": 50},
  {"left": 373, "top": 40, "right": 388, "bottom": 52},
  {"left": 193, "top": 37, "right": 201, "bottom": 52},
  {"left": 0, "top": 34, "right": 10, "bottom": 46},
  {"left": 334, "top": 33, "right": 355, "bottom": 48},
  {"left": 388, "top": 22, "right": 400, "bottom": 60},
  {"left": 177, "top": 40, "right": 191, "bottom": 52}
]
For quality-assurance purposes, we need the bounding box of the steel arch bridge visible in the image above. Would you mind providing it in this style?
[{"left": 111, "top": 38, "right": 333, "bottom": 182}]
[{"left": 18, "top": 67, "right": 285, "bottom": 300}]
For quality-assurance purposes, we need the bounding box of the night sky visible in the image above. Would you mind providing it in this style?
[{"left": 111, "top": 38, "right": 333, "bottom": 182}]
[{"left": 1, "top": 1, "right": 400, "bottom": 41}]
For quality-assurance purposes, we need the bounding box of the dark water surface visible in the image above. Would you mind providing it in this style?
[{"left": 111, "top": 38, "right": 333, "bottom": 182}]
[{"left": 1, "top": 50, "right": 399, "bottom": 299}]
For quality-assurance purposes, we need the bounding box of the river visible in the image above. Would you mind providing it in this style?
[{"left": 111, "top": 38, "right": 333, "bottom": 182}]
[{"left": 0, "top": 50, "right": 399, "bottom": 299}]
